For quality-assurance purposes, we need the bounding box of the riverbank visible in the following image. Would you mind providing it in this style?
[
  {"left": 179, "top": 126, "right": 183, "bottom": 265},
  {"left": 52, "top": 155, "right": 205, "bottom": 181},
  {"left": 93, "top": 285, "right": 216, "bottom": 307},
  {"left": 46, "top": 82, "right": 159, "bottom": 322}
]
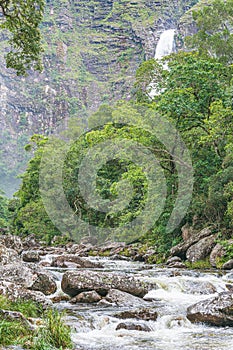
[{"left": 0, "top": 234, "right": 233, "bottom": 349}]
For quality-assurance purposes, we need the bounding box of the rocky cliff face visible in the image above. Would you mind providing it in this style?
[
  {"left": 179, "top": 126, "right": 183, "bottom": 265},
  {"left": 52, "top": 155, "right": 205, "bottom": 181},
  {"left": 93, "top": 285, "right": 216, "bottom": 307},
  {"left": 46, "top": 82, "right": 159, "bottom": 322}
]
[{"left": 0, "top": 0, "right": 198, "bottom": 196}]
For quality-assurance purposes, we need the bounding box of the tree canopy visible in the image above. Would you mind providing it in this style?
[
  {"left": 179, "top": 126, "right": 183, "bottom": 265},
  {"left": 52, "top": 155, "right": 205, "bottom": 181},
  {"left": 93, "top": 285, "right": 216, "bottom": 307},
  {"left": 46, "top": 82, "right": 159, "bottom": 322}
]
[{"left": 0, "top": 0, "right": 45, "bottom": 75}]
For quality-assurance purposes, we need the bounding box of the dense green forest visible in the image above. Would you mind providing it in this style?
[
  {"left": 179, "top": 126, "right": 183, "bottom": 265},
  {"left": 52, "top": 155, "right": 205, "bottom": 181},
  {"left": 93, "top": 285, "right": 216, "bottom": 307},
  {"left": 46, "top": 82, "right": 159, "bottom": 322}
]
[{"left": 1, "top": 0, "right": 233, "bottom": 258}]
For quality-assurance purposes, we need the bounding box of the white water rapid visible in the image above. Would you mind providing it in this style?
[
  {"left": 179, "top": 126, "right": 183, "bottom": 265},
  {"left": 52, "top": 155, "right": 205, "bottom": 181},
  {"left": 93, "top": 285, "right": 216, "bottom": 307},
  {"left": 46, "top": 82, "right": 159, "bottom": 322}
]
[{"left": 49, "top": 257, "right": 233, "bottom": 350}]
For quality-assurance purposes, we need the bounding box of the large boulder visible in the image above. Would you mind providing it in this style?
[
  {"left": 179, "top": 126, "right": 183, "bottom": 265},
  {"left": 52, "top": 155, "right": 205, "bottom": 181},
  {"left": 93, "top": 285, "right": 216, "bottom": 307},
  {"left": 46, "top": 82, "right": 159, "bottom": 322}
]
[
  {"left": 0, "top": 263, "right": 57, "bottom": 295},
  {"left": 51, "top": 254, "right": 103, "bottom": 268},
  {"left": 187, "top": 292, "right": 233, "bottom": 326},
  {"left": 0, "top": 235, "right": 23, "bottom": 254},
  {"left": 186, "top": 235, "right": 217, "bottom": 263},
  {"left": 222, "top": 259, "right": 233, "bottom": 270},
  {"left": 28, "top": 271, "right": 57, "bottom": 295},
  {"left": 61, "top": 270, "right": 156, "bottom": 297},
  {"left": 181, "top": 280, "right": 217, "bottom": 295},
  {"left": 170, "top": 227, "right": 213, "bottom": 259},
  {"left": 116, "top": 321, "right": 151, "bottom": 332},
  {"left": 0, "top": 281, "right": 52, "bottom": 309},
  {"left": 70, "top": 291, "right": 101, "bottom": 304},
  {"left": 210, "top": 243, "right": 226, "bottom": 267},
  {"left": 114, "top": 308, "right": 158, "bottom": 321},
  {"left": 104, "top": 289, "right": 147, "bottom": 307},
  {"left": 0, "top": 264, "right": 35, "bottom": 287},
  {"left": 22, "top": 234, "right": 40, "bottom": 249},
  {"left": 21, "top": 250, "right": 41, "bottom": 263},
  {"left": 0, "top": 244, "right": 20, "bottom": 265}
]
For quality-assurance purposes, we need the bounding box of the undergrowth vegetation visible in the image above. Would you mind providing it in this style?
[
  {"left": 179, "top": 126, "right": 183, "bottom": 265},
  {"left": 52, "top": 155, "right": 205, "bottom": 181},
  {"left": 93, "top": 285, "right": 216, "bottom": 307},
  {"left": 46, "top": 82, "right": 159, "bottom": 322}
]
[{"left": 0, "top": 296, "right": 73, "bottom": 349}]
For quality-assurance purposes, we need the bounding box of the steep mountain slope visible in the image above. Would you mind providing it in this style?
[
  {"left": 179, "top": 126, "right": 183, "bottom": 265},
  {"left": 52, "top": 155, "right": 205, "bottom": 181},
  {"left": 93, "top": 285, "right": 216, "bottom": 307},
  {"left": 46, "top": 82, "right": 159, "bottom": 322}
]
[{"left": 0, "top": 0, "right": 198, "bottom": 196}]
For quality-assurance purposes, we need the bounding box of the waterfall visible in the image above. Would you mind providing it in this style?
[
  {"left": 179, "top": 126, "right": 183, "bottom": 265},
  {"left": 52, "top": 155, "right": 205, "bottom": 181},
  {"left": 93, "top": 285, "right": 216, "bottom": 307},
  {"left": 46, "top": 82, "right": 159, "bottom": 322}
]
[
  {"left": 155, "top": 29, "right": 176, "bottom": 60},
  {"left": 148, "top": 29, "right": 176, "bottom": 98}
]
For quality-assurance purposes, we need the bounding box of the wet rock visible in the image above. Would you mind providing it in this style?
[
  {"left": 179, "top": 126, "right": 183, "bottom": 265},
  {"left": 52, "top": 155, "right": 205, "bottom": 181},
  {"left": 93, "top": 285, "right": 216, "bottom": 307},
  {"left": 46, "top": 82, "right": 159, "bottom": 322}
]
[
  {"left": 51, "top": 295, "right": 70, "bottom": 303},
  {"left": 166, "top": 256, "right": 182, "bottom": 265},
  {"left": 51, "top": 254, "right": 103, "bottom": 268},
  {"left": 187, "top": 292, "right": 233, "bottom": 326},
  {"left": 104, "top": 289, "right": 147, "bottom": 307},
  {"left": 97, "top": 299, "right": 114, "bottom": 307},
  {"left": 61, "top": 270, "right": 155, "bottom": 298},
  {"left": 209, "top": 243, "right": 226, "bottom": 267},
  {"left": 0, "top": 244, "right": 20, "bottom": 265},
  {"left": 114, "top": 308, "right": 158, "bottom": 321},
  {"left": 222, "top": 259, "right": 233, "bottom": 270},
  {"left": 186, "top": 234, "right": 216, "bottom": 263},
  {"left": 133, "top": 254, "right": 145, "bottom": 262},
  {"left": 21, "top": 250, "right": 40, "bottom": 263},
  {"left": 164, "top": 315, "right": 192, "bottom": 328},
  {"left": 100, "top": 241, "right": 125, "bottom": 254},
  {"left": 225, "top": 284, "right": 233, "bottom": 292},
  {"left": 167, "top": 262, "right": 186, "bottom": 269},
  {"left": 170, "top": 227, "right": 213, "bottom": 259},
  {"left": 22, "top": 234, "right": 40, "bottom": 249},
  {"left": 0, "top": 263, "right": 35, "bottom": 287},
  {"left": 111, "top": 254, "right": 131, "bottom": 261},
  {"left": 182, "top": 280, "right": 217, "bottom": 295},
  {"left": 39, "top": 261, "right": 51, "bottom": 267},
  {"left": 28, "top": 271, "right": 57, "bottom": 295},
  {"left": 0, "top": 235, "right": 23, "bottom": 254},
  {"left": 70, "top": 291, "right": 101, "bottom": 303},
  {"left": 116, "top": 321, "right": 151, "bottom": 332},
  {"left": 0, "top": 263, "right": 57, "bottom": 295},
  {"left": 0, "top": 281, "right": 52, "bottom": 309},
  {"left": 67, "top": 243, "right": 94, "bottom": 256}
]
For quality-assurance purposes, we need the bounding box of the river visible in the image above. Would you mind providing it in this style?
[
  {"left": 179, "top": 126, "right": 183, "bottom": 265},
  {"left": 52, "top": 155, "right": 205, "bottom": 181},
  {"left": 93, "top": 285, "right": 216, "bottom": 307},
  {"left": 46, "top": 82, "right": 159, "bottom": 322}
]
[{"left": 41, "top": 255, "right": 233, "bottom": 350}]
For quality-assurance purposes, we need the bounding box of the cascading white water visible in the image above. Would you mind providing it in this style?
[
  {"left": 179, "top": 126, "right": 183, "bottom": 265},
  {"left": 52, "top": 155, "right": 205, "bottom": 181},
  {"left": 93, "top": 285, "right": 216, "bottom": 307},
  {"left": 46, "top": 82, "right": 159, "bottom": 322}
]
[
  {"left": 148, "top": 29, "right": 176, "bottom": 98},
  {"left": 154, "top": 29, "right": 176, "bottom": 60},
  {"left": 50, "top": 257, "right": 233, "bottom": 350}
]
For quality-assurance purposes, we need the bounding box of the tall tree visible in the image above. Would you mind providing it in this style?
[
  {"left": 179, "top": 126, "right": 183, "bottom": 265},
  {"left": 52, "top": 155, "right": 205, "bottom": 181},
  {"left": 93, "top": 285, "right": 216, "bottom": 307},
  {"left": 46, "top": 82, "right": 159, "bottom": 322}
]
[
  {"left": 186, "top": 0, "right": 233, "bottom": 64},
  {"left": 0, "top": 0, "right": 45, "bottom": 75}
]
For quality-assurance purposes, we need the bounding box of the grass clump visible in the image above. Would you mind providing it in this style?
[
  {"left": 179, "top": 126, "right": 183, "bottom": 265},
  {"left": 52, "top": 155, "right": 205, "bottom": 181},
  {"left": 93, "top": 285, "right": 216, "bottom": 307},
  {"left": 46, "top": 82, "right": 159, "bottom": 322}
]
[
  {"left": 185, "top": 258, "right": 212, "bottom": 269},
  {"left": 0, "top": 296, "right": 73, "bottom": 349},
  {"left": 0, "top": 319, "right": 31, "bottom": 346},
  {"left": 33, "top": 309, "right": 73, "bottom": 350},
  {"left": 0, "top": 295, "right": 42, "bottom": 318}
]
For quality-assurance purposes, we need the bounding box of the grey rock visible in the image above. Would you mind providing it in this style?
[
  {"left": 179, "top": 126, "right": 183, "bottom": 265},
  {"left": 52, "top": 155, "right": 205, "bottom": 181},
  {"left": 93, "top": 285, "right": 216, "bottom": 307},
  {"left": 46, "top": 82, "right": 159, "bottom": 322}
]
[
  {"left": 114, "top": 308, "right": 158, "bottom": 321},
  {"left": 28, "top": 271, "right": 57, "bottom": 295},
  {"left": 167, "top": 262, "right": 186, "bottom": 269},
  {"left": 105, "top": 289, "right": 147, "bottom": 307},
  {"left": 116, "top": 321, "right": 152, "bottom": 332},
  {"left": 187, "top": 292, "right": 233, "bottom": 326},
  {"left": 0, "top": 263, "right": 57, "bottom": 295},
  {"left": 223, "top": 259, "right": 233, "bottom": 270},
  {"left": 210, "top": 243, "right": 226, "bottom": 267},
  {"left": 0, "top": 235, "right": 23, "bottom": 254},
  {"left": 0, "top": 245, "right": 20, "bottom": 265},
  {"left": 71, "top": 291, "right": 101, "bottom": 304},
  {"left": 22, "top": 250, "right": 41, "bottom": 263},
  {"left": 166, "top": 256, "right": 182, "bottom": 264},
  {"left": 51, "top": 254, "right": 103, "bottom": 268},
  {"left": 170, "top": 227, "right": 213, "bottom": 259},
  {"left": 186, "top": 234, "right": 216, "bottom": 263},
  {"left": 61, "top": 270, "right": 156, "bottom": 297},
  {"left": 182, "top": 280, "right": 217, "bottom": 295},
  {"left": 0, "top": 281, "right": 52, "bottom": 309}
]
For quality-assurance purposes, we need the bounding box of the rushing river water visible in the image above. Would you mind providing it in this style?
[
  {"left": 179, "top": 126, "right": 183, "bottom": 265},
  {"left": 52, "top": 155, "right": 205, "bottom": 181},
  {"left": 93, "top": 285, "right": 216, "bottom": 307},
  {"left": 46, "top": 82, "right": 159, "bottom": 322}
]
[{"left": 44, "top": 256, "right": 233, "bottom": 350}]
